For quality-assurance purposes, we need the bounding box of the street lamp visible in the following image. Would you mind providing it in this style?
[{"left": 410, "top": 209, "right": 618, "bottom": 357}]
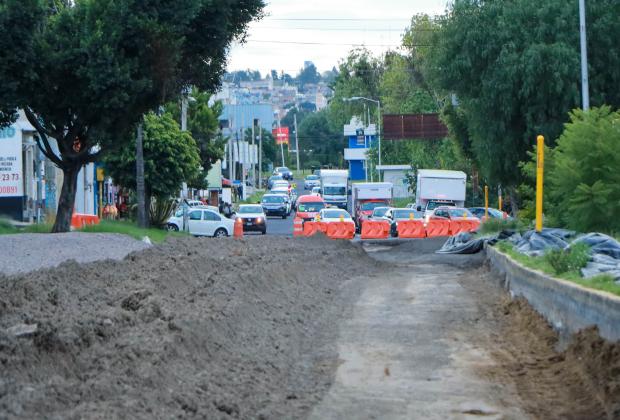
[{"left": 342, "top": 96, "right": 382, "bottom": 168}]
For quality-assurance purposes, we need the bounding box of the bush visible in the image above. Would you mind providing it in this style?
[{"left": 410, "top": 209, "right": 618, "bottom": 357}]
[
  {"left": 478, "top": 218, "right": 527, "bottom": 235},
  {"left": 544, "top": 242, "right": 591, "bottom": 275}
]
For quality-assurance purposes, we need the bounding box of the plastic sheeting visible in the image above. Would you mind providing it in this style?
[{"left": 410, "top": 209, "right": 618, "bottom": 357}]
[
  {"left": 507, "top": 228, "right": 575, "bottom": 257},
  {"left": 572, "top": 233, "right": 620, "bottom": 282}
]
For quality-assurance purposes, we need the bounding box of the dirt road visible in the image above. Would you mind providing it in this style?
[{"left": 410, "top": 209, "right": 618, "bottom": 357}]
[{"left": 0, "top": 236, "right": 618, "bottom": 419}]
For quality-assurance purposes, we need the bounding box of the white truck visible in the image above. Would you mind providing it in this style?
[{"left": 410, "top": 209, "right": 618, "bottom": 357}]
[
  {"left": 351, "top": 182, "right": 393, "bottom": 229},
  {"left": 415, "top": 169, "right": 467, "bottom": 216},
  {"left": 319, "top": 169, "right": 349, "bottom": 209}
]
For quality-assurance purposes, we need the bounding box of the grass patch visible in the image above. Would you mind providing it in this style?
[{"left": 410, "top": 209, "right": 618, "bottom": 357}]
[
  {"left": 240, "top": 190, "right": 266, "bottom": 205},
  {"left": 78, "top": 220, "right": 184, "bottom": 243},
  {"left": 0, "top": 218, "right": 54, "bottom": 234},
  {"left": 479, "top": 218, "right": 527, "bottom": 235},
  {"left": 495, "top": 241, "right": 620, "bottom": 297},
  {"left": 392, "top": 197, "right": 414, "bottom": 208}
]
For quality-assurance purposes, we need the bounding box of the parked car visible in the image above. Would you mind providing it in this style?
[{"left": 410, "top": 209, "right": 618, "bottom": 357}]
[
  {"left": 315, "top": 208, "right": 354, "bottom": 225},
  {"left": 468, "top": 207, "right": 511, "bottom": 221},
  {"left": 296, "top": 195, "right": 326, "bottom": 221},
  {"left": 273, "top": 166, "right": 293, "bottom": 180},
  {"left": 167, "top": 208, "right": 234, "bottom": 237},
  {"left": 384, "top": 208, "right": 425, "bottom": 237},
  {"left": 268, "top": 175, "right": 284, "bottom": 190},
  {"left": 261, "top": 194, "right": 289, "bottom": 219},
  {"left": 304, "top": 174, "right": 321, "bottom": 190},
  {"left": 427, "top": 206, "right": 475, "bottom": 223},
  {"left": 236, "top": 204, "right": 266, "bottom": 234}
]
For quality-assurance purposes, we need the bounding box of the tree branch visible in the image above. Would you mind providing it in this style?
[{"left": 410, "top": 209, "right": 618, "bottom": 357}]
[{"left": 24, "top": 108, "right": 64, "bottom": 167}]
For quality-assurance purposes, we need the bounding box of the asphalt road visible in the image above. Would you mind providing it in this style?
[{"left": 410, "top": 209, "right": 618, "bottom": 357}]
[{"left": 262, "top": 178, "right": 309, "bottom": 236}]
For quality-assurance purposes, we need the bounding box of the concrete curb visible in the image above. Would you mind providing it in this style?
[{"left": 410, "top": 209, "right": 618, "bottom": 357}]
[{"left": 486, "top": 245, "right": 620, "bottom": 342}]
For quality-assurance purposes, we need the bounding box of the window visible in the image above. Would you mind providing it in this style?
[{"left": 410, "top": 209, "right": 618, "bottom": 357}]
[
  {"left": 189, "top": 210, "right": 202, "bottom": 221},
  {"left": 204, "top": 211, "right": 221, "bottom": 221}
]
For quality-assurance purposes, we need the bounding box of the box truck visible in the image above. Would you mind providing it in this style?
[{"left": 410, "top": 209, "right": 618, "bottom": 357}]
[
  {"left": 415, "top": 170, "right": 466, "bottom": 216},
  {"left": 319, "top": 169, "right": 349, "bottom": 209},
  {"left": 351, "top": 182, "right": 393, "bottom": 230}
]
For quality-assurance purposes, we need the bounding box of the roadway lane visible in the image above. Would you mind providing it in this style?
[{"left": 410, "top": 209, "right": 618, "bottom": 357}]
[{"left": 263, "top": 178, "right": 309, "bottom": 236}]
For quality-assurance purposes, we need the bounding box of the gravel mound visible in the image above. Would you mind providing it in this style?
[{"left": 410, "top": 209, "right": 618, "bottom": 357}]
[
  {"left": 0, "top": 233, "right": 151, "bottom": 276},
  {"left": 0, "top": 235, "right": 379, "bottom": 419}
]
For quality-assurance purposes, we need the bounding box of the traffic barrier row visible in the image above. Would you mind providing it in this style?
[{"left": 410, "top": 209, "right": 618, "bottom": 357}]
[
  {"left": 301, "top": 221, "right": 355, "bottom": 240},
  {"left": 449, "top": 219, "right": 480, "bottom": 236},
  {"left": 71, "top": 213, "right": 100, "bottom": 229},
  {"left": 397, "top": 220, "right": 426, "bottom": 238},
  {"left": 361, "top": 220, "right": 391, "bottom": 239}
]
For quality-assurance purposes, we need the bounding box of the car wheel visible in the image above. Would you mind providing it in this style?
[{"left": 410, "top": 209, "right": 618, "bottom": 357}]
[
  {"left": 213, "top": 228, "right": 228, "bottom": 238},
  {"left": 167, "top": 224, "right": 179, "bottom": 232},
  {"left": 261, "top": 229, "right": 267, "bottom": 235}
]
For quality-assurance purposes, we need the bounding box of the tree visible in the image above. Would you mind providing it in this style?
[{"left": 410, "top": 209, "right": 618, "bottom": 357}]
[
  {"left": 296, "top": 62, "right": 320, "bottom": 88},
  {"left": 298, "top": 110, "right": 344, "bottom": 168},
  {"left": 270, "top": 69, "right": 279, "bottom": 80},
  {"left": 380, "top": 52, "right": 437, "bottom": 114},
  {"left": 327, "top": 48, "right": 383, "bottom": 132},
  {"left": 426, "top": 0, "right": 620, "bottom": 193},
  {"left": 0, "top": 0, "right": 264, "bottom": 231},
  {"left": 104, "top": 112, "right": 201, "bottom": 217}
]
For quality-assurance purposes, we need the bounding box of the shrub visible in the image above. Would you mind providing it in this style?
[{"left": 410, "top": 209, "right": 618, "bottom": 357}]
[
  {"left": 478, "top": 218, "right": 527, "bottom": 235},
  {"left": 544, "top": 242, "right": 591, "bottom": 275}
]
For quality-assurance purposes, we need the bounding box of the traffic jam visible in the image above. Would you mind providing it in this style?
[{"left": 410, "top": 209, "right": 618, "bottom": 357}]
[
  {"left": 166, "top": 167, "right": 509, "bottom": 239},
  {"left": 239, "top": 167, "right": 509, "bottom": 240}
]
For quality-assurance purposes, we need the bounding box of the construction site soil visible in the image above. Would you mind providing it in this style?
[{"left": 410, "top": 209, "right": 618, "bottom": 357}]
[{"left": 0, "top": 235, "right": 619, "bottom": 419}]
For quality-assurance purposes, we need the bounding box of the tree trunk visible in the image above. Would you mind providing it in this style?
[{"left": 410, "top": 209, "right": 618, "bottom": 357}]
[
  {"left": 144, "top": 188, "right": 151, "bottom": 228},
  {"left": 52, "top": 165, "right": 80, "bottom": 233},
  {"left": 136, "top": 122, "right": 147, "bottom": 228},
  {"left": 509, "top": 187, "right": 520, "bottom": 217}
]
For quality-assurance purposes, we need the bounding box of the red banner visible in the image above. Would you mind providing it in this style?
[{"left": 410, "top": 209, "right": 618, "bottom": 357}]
[{"left": 272, "top": 127, "right": 289, "bottom": 145}]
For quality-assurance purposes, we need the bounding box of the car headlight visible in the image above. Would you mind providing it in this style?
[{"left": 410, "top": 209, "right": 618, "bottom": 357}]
[{"left": 256, "top": 217, "right": 264, "bottom": 223}]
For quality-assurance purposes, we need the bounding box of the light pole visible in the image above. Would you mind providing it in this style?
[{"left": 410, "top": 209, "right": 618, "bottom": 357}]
[
  {"left": 579, "top": 0, "right": 590, "bottom": 110},
  {"left": 342, "top": 96, "right": 382, "bottom": 168}
]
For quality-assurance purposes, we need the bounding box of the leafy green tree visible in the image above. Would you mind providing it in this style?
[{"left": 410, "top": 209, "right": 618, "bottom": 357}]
[
  {"left": 549, "top": 107, "right": 620, "bottom": 233},
  {"left": 296, "top": 62, "right": 321, "bottom": 88},
  {"left": 327, "top": 48, "right": 383, "bottom": 132},
  {"left": 298, "top": 110, "right": 344, "bottom": 168},
  {"left": 427, "top": 0, "right": 620, "bottom": 194},
  {"left": 104, "top": 112, "right": 201, "bottom": 211},
  {"left": 0, "top": 0, "right": 264, "bottom": 231},
  {"left": 380, "top": 52, "right": 437, "bottom": 114}
]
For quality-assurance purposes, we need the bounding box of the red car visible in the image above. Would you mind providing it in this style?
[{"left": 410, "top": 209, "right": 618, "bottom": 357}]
[{"left": 295, "top": 195, "right": 326, "bottom": 222}]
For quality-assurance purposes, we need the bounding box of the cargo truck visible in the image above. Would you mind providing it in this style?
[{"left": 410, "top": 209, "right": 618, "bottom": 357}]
[
  {"left": 415, "top": 170, "right": 467, "bottom": 217},
  {"left": 351, "top": 182, "right": 393, "bottom": 231},
  {"left": 319, "top": 169, "right": 349, "bottom": 209}
]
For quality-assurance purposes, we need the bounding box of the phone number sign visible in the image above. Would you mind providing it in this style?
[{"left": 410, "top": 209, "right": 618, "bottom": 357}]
[{"left": 0, "top": 126, "right": 23, "bottom": 197}]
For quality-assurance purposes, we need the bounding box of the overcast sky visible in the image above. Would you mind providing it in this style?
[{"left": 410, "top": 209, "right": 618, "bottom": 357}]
[{"left": 227, "top": 0, "right": 448, "bottom": 77}]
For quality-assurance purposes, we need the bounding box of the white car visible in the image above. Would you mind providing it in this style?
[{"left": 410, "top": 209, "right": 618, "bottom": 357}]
[
  {"left": 315, "top": 208, "right": 355, "bottom": 226},
  {"left": 237, "top": 204, "right": 267, "bottom": 234},
  {"left": 272, "top": 180, "right": 290, "bottom": 190},
  {"left": 311, "top": 186, "right": 321, "bottom": 196},
  {"left": 304, "top": 175, "right": 321, "bottom": 190},
  {"left": 167, "top": 208, "right": 234, "bottom": 237}
]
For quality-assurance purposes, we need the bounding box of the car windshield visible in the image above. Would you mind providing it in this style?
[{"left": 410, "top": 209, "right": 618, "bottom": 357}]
[
  {"left": 427, "top": 201, "right": 455, "bottom": 211},
  {"left": 306, "top": 175, "right": 319, "bottom": 180},
  {"left": 323, "top": 210, "right": 349, "bottom": 219},
  {"left": 262, "top": 196, "right": 284, "bottom": 204},
  {"left": 393, "top": 210, "right": 419, "bottom": 219},
  {"left": 448, "top": 208, "right": 473, "bottom": 218},
  {"left": 298, "top": 201, "right": 325, "bottom": 212},
  {"left": 361, "top": 202, "right": 386, "bottom": 211},
  {"left": 238, "top": 206, "right": 263, "bottom": 214},
  {"left": 276, "top": 167, "right": 289, "bottom": 172},
  {"left": 269, "top": 175, "right": 283, "bottom": 181},
  {"left": 372, "top": 208, "right": 389, "bottom": 217},
  {"left": 323, "top": 186, "right": 346, "bottom": 195}
]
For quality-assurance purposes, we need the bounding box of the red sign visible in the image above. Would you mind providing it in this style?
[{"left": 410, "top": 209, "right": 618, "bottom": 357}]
[{"left": 272, "top": 127, "right": 289, "bottom": 145}]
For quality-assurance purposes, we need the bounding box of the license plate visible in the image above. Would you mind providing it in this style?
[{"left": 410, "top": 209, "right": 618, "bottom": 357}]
[{"left": 245, "top": 222, "right": 252, "bottom": 226}]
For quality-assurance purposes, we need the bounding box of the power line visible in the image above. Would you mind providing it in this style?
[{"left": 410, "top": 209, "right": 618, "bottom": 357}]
[
  {"left": 246, "top": 39, "right": 405, "bottom": 47},
  {"left": 265, "top": 18, "right": 414, "bottom": 21}
]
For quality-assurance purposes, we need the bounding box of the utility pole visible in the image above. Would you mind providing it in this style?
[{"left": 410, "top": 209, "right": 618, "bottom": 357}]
[
  {"left": 258, "top": 120, "right": 263, "bottom": 189},
  {"left": 294, "top": 113, "right": 300, "bottom": 172},
  {"left": 579, "top": 0, "right": 590, "bottom": 110},
  {"left": 277, "top": 113, "right": 285, "bottom": 167},
  {"left": 251, "top": 118, "right": 255, "bottom": 187},
  {"left": 180, "top": 91, "right": 188, "bottom": 199},
  {"left": 135, "top": 121, "right": 147, "bottom": 228}
]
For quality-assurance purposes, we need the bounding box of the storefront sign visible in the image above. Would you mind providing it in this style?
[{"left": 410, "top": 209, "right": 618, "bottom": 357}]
[{"left": 0, "top": 126, "right": 22, "bottom": 197}]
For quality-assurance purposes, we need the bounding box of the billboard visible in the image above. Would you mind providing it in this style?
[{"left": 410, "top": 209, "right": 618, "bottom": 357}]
[
  {"left": 272, "top": 127, "right": 289, "bottom": 145},
  {"left": 0, "top": 125, "right": 23, "bottom": 197}
]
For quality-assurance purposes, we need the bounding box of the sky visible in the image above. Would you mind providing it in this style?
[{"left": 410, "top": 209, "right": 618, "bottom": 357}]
[{"left": 227, "top": 0, "right": 448, "bottom": 77}]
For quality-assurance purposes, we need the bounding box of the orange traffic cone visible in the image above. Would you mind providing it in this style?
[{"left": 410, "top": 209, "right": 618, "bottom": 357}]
[
  {"left": 293, "top": 217, "right": 303, "bottom": 237},
  {"left": 234, "top": 217, "right": 244, "bottom": 238}
]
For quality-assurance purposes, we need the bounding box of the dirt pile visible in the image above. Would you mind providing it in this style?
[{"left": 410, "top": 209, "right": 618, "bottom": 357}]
[
  {"left": 491, "top": 298, "right": 620, "bottom": 420},
  {"left": 0, "top": 236, "right": 378, "bottom": 419}
]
